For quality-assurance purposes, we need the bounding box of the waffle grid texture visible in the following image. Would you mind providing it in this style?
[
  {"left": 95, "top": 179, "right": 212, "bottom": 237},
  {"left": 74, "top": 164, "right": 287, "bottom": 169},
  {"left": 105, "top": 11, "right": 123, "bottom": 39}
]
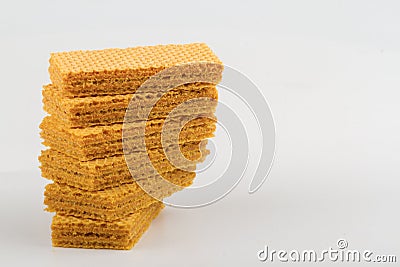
[
  {"left": 40, "top": 116, "right": 215, "bottom": 160},
  {"left": 44, "top": 170, "right": 193, "bottom": 221},
  {"left": 42, "top": 83, "right": 218, "bottom": 128},
  {"left": 49, "top": 43, "right": 223, "bottom": 97},
  {"left": 51, "top": 202, "right": 164, "bottom": 250},
  {"left": 39, "top": 141, "right": 207, "bottom": 174},
  {"left": 40, "top": 115, "right": 215, "bottom": 146}
]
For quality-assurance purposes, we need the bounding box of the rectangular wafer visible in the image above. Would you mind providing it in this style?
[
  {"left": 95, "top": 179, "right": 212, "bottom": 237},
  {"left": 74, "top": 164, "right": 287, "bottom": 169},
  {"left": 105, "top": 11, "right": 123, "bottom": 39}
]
[
  {"left": 41, "top": 115, "right": 215, "bottom": 147},
  {"left": 51, "top": 202, "right": 164, "bottom": 250},
  {"left": 45, "top": 169, "right": 192, "bottom": 221},
  {"left": 40, "top": 116, "right": 216, "bottom": 160},
  {"left": 39, "top": 144, "right": 208, "bottom": 191},
  {"left": 43, "top": 83, "right": 218, "bottom": 128},
  {"left": 49, "top": 43, "right": 223, "bottom": 97}
]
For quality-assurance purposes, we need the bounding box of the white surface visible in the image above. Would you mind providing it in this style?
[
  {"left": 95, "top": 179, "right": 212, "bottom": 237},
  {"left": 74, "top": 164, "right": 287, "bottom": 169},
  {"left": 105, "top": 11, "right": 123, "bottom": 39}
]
[{"left": 1, "top": 0, "right": 400, "bottom": 266}]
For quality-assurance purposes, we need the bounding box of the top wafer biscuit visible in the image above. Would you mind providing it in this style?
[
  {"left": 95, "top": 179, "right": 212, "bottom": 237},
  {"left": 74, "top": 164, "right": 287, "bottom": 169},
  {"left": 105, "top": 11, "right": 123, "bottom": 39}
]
[{"left": 49, "top": 43, "right": 223, "bottom": 97}]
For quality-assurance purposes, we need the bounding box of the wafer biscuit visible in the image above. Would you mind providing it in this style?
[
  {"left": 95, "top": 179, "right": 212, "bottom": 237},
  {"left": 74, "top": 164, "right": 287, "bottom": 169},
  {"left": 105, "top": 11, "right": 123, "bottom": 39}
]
[
  {"left": 49, "top": 43, "right": 222, "bottom": 97},
  {"left": 41, "top": 165, "right": 197, "bottom": 192},
  {"left": 43, "top": 82, "right": 216, "bottom": 113},
  {"left": 42, "top": 129, "right": 214, "bottom": 160},
  {"left": 40, "top": 117, "right": 216, "bottom": 160},
  {"left": 43, "top": 84, "right": 218, "bottom": 128},
  {"left": 44, "top": 102, "right": 217, "bottom": 128},
  {"left": 39, "top": 141, "right": 207, "bottom": 175},
  {"left": 51, "top": 202, "right": 164, "bottom": 250},
  {"left": 39, "top": 140, "right": 208, "bottom": 173},
  {"left": 39, "top": 144, "right": 208, "bottom": 191},
  {"left": 45, "top": 169, "right": 192, "bottom": 221},
  {"left": 40, "top": 115, "right": 215, "bottom": 146},
  {"left": 45, "top": 182, "right": 157, "bottom": 221}
]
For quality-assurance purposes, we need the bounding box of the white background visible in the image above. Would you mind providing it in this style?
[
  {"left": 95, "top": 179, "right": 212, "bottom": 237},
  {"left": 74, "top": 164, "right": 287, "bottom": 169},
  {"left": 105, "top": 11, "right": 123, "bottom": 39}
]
[{"left": 0, "top": 0, "right": 399, "bottom": 266}]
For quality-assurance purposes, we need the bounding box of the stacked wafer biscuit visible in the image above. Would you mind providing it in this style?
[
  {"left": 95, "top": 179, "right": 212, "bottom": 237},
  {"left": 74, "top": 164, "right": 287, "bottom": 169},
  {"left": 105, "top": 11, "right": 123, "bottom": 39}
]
[{"left": 39, "top": 43, "right": 223, "bottom": 250}]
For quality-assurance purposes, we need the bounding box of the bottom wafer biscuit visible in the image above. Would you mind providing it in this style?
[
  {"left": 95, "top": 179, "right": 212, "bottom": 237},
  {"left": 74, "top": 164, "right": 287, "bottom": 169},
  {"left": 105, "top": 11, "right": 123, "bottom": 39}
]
[{"left": 51, "top": 202, "right": 164, "bottom": 250}]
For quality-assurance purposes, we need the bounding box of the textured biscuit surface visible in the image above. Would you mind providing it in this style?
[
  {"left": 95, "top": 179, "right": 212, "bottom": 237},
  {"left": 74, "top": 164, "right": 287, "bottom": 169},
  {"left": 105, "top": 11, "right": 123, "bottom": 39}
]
[
  {"left": 40, "top": 115, "right": 215, "bottom": 146},
  {"left": 49, "top": 43, "right": 223, "bottom": 97},
  {"left": 39, "top": 143, "right": 208, "bottom": 191},
  {"left": 51, "top": 202, "right": 164, "bottom": 250},
  {"left": 45, "top": 169, "right": 192, "bottom": 221},
  {"left": 40, "top": 116, "right": 216, "bottom": 160},
  {"left": 50, "top": 43, "right": 221, "bottom": 75},
  {"left": 43, "top": 82, "right": 216, "bottom": 113},
  {"left": 42, "top": 83, "right": 218, "bottom": 128}
]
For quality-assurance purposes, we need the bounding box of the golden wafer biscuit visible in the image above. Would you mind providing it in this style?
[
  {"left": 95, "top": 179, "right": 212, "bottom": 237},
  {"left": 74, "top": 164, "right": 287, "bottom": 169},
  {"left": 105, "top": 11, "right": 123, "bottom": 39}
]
[
  {"left": 39, "top": 141, "right": 207, "bottom": 174},
  {"left": 40, "top": 159, "right": 200, "bottom": 192},
  {"left": 39, "top": 144, "right": 209, "bottom": 191},
  {"left": 40, "top": 116, "right": 216, "bottom": 160},
  {"left": 43, "top": 82, "right": 216, "bottom": 113},
  {"left": 49, "top": 43, "right": 222, "bottom": 97},
  {"left": 40, "top": 115, "right": 215, "bottom": 147},
  {"left": 42, "top": 83, "right": 218, "bottom": 128},
  {"left": 45, "top": 169, "right": 192, "bottom": 221},
  {"left": 51, "top": 202, "right": 164, "bottom": 250}
]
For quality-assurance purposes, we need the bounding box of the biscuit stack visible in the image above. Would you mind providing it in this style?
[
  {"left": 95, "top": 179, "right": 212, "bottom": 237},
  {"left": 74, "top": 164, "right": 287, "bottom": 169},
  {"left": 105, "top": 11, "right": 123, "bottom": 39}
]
[{"left": 39, "top": 43, "right": 223, "bottom": 249}]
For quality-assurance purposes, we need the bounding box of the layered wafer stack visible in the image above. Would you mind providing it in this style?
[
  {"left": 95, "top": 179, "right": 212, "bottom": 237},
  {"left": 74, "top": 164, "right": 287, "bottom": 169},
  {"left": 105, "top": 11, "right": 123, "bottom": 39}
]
[{"left": 39, "top": 43, "right": 223, "bottom": 249}]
